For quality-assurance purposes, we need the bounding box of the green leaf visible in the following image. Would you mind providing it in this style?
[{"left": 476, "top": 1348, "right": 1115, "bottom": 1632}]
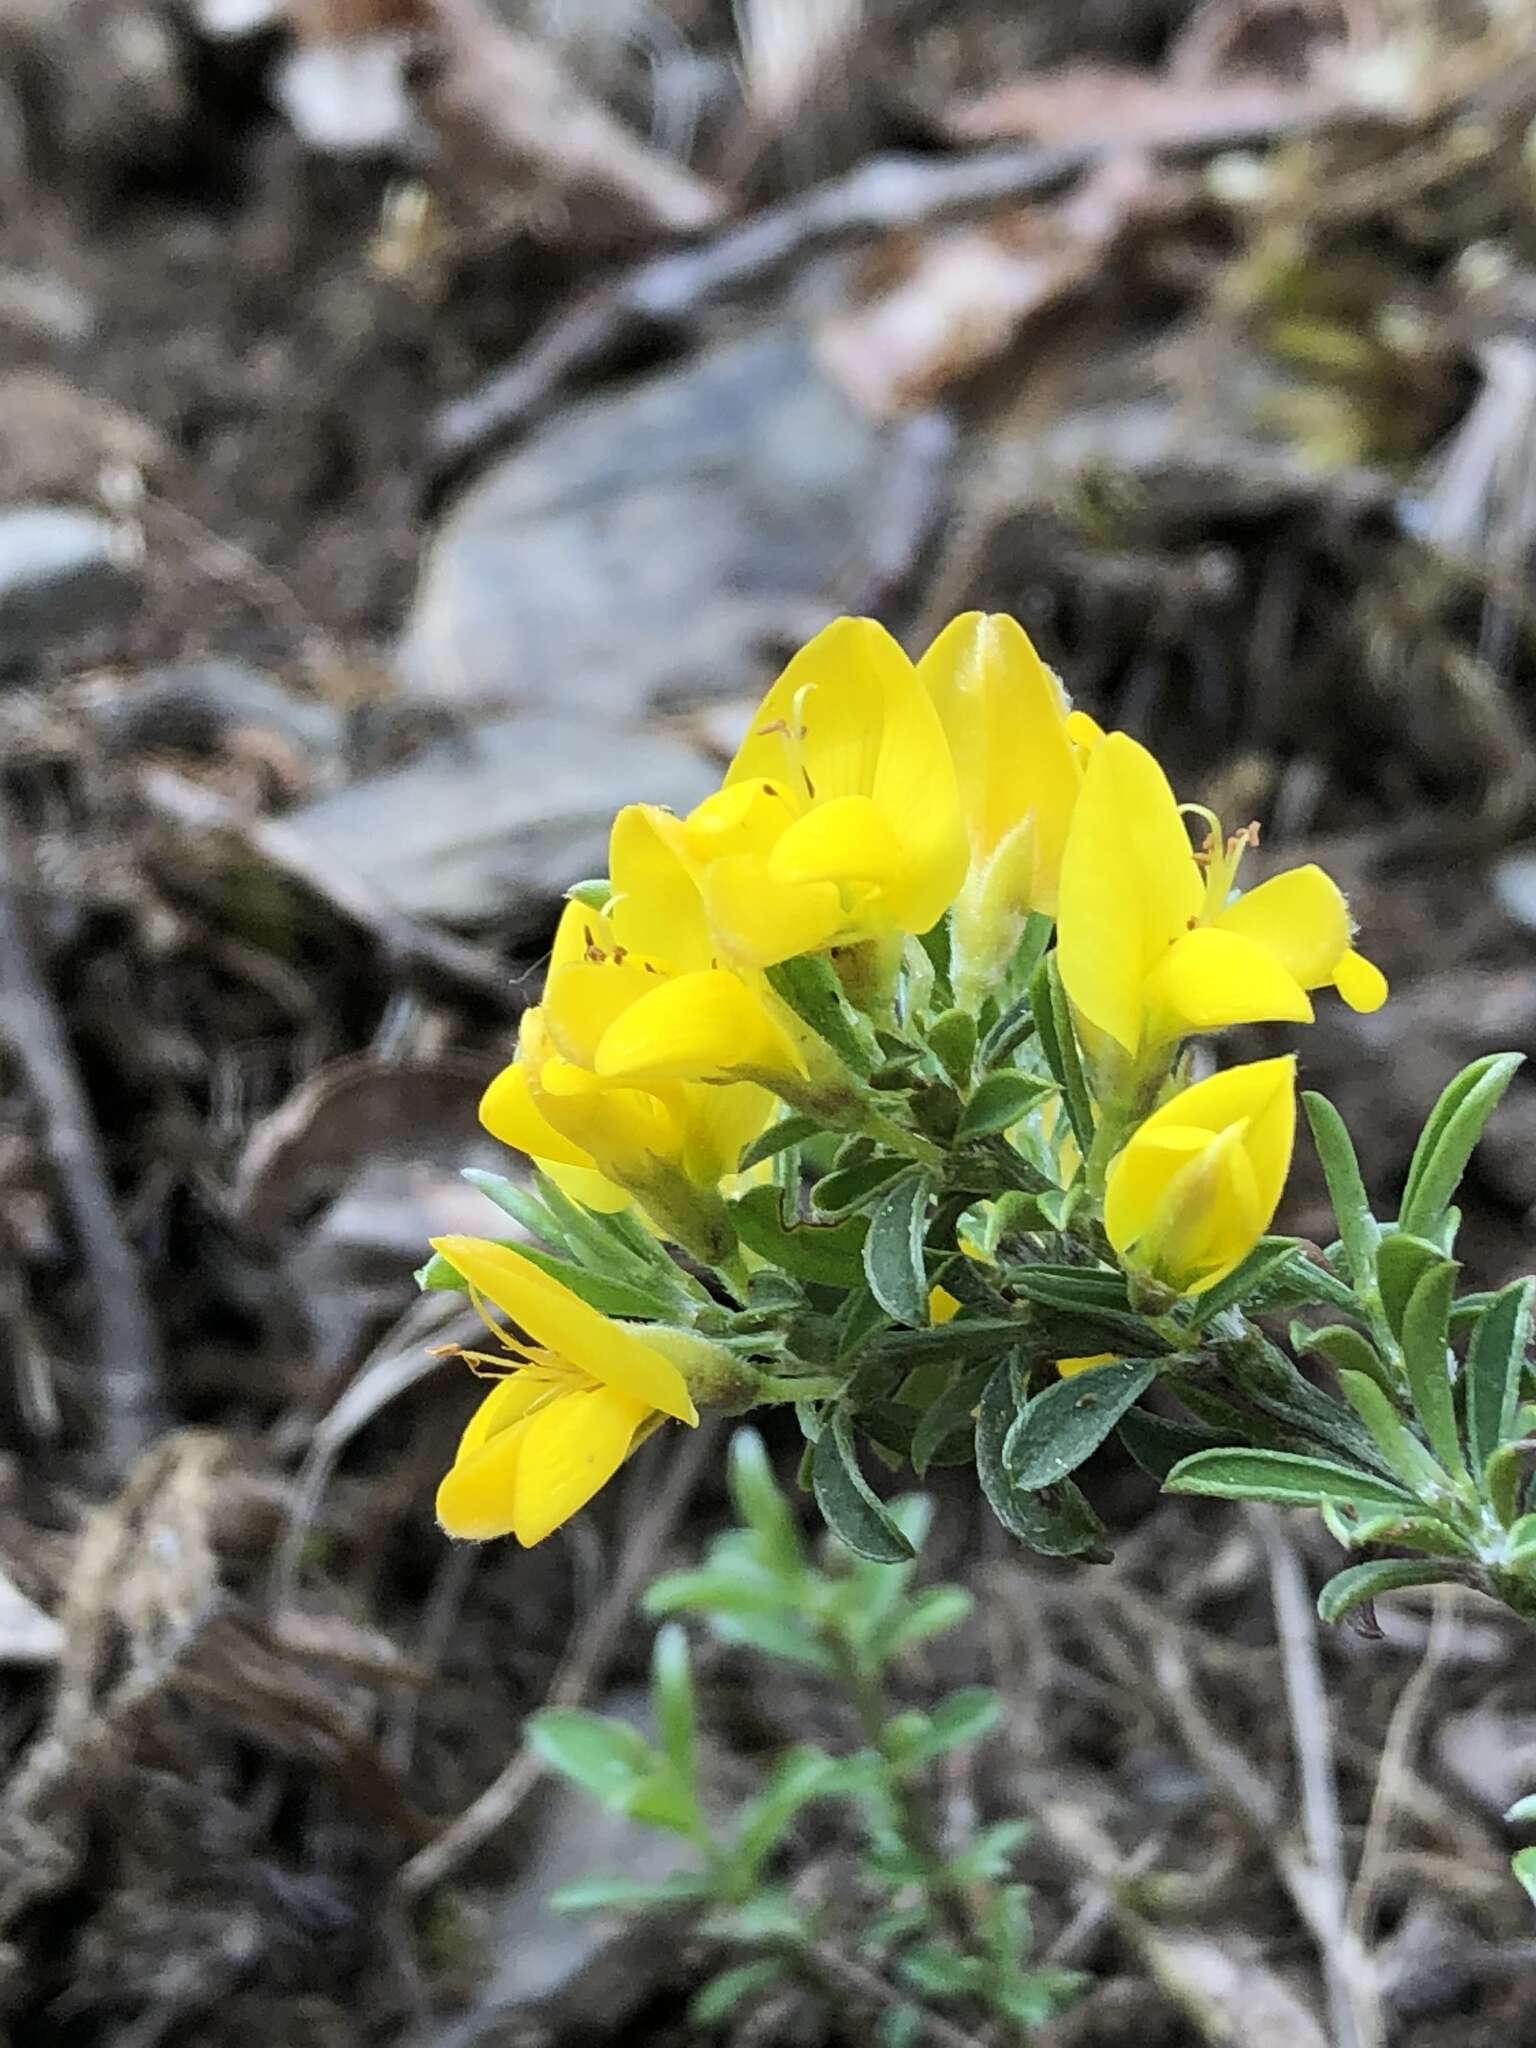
[
  {"left": 1115, "top": 1405, "right": 1233, "bottom": 1481},
  {"left": 1506, "top": 1794, "right": 1536, "bottom": 1825},
  {"left": 863, "top": 1171, "right": 932, "bottom": 1329},
  {"left": 1468, "top": 1279, "right": 1535, "bottom": 1480},
  {"left": 978, "top": 990, "right": 1038, "bottom": 1070},
  {"left": 1030, "top": 954, "right": 1095, "bottom": 1155},
  {"left": 1335, "top": 1370, "right": 1449, "bottom": 1500},
  {"left": 1399, "top": 1259, "right": 1468, "bottom": 1480},
  {"left": 690, "top": 1959, "right": 786, "bottom": 2025},
  {"left": 900, "top": 1944, "right": 985, "bottom": 1997},
  {"left": 651, "top": 1623, "right": 696, "bottom": 1787},
  {"left": 551, "top": 1873, "right": 709, "bottom": 1913},
  {"left": 727, "top": 1427, "right": 805, "bottom": 1578},
  {"left": 1400, "top": 1052, "right": 1525, "bottom": 1241},
  {"left": 877, "top": 2006, "right": 926, "bottom": 2048},
  {"left": 956, "top": 1070, "right": 1055, "bottom": 1141},
  {"left": 1302, "top": 1091, "right": 1378, "bottom": 1287},
  {"left": 1316, "top": 1558, "right": 1466, "bottom": 1627},
  {"left": 869, "top": 1586, "right": 974, "bottom": 1664},
  {"left": 1515, "top": 1848, "right": 1536, "bottom": 1914},
  {"left": 527, "top": 1709, "right": 660, "bottom": 1807},
  {"left": 1164, "top": 1446, "right": 1419, "bottom": 1512},
  {"left": 765, "top": 954, "right": 877, "bottom": 1075},
  {"left": 911, "top": 1359, "right": 994, "bottom": 1475},
  {"left": 915, "top": 1685, "right": 1001, "bottom": 1760},
  {"left": 1005, "top": 1360, "right": 1159, "bottom": 1489},
  {"left": 928, "top": 1007, "right": 978, "bottom": 1088},
  {"left": 1319, "top": 1499, "right": 1472, "bottom": 1555},
  {"left": 729, "top": 1746, "right": 844, "bottom": 1885},
  {"left": 812, "top": 1156, "right": 908, "bottom": 1217},
  {"left": 739, "top": 1114, "right": 820, "bottom": 1171},
  {"left": 1008, "top": 1265, "right": 1134, "bottom": 1313},
  {"left": 458, "top": 1168, "right": 564, "bottom": 1249},
  {"left": 976, "top": 1363, "right": 1108, "bottom": 1557},
  {"left": 1187, "top": 1238, "right": 1307, "bottom": 1328},
  {"left": 812, "top": 1411, "right": 915, "bottom": 1563},
  {"left": 1376, "top": 1231, "right": 1445, "bottom": 1342},
  {"left": 1293, "top": 1322, "right": 1396, "bottom": 1395},
  {"left": 733, "top": 1185, "right": 867, "bottom": 1287}
]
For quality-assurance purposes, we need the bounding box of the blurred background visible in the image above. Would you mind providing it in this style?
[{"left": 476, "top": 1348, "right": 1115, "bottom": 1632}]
[{"left": 5, "top": 1, "right": 1536, "bottom": 2042}]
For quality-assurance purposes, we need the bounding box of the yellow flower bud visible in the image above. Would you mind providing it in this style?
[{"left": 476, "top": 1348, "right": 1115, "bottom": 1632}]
[{"left": 1105, "top": 1056, "right": 1296, "bottom": 1298}]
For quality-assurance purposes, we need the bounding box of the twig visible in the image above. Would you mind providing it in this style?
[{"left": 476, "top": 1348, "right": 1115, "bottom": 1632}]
[
  {"left": 395, "top": 1416, "right": 720, "bottom": 1898},
  {"left": 1347, "top": 1585, "right": 1460, "bottom": 1938},
  {"left": 430, "top": 101, "right": 1349, "bottom": 477},
  {"left": 1255, "top": 1507, "right": 1382, "bottom": 2048},
  {"left": 137, "top": 766, "right": 522, "bottom": 1018},
  {"left": 794, "top": 1935, "right": 986, "bottom": 2048},
  {"left": 0, "top": 786, "right": 166, "bottom": 1478}
]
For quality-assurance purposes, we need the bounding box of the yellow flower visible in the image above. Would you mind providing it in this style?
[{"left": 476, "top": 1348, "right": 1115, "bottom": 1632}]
[
  {"left": 433, "top": 1236, "right": 697, "bottom": 1546},
  {"left": 1058, "top": 1353, "right": 1117, "bottom": 1378},
  {"left": 672, "top": 616, "right": 969, "bottom": 971},
  {"left": 1105, "top": 1056, "right": 1296, "bottom": 1298},
  {"left": 918, "top": 613, "right": 1082, "bottom": 1006},
  {"left": 1057, "top": 733, "right": 1387, "bottom": 1059}
]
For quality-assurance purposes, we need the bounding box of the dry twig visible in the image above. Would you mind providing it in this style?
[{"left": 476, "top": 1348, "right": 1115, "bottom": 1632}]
[{"left": 0, "top": 785, "right": 166, "bottom": 1477}]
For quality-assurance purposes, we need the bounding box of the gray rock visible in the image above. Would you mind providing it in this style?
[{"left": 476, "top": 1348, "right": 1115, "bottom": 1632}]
[
  {"left": 0, "top": 505, "right": 141, "bottom": 671},
  {"left": 281, "top": 712, "right": 716, "bottom": 928},
  {"left": 80, "top": 658, "right": 346, "bottom": 762},
  {"left": 399, "top": 331, "right": 898, "bottom": 716}
]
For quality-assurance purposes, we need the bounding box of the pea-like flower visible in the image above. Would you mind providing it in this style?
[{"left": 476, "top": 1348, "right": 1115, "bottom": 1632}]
[
  {"left": 672, "top": 616, "right": 970, "bottom": 971},
  {"left": 918, "top": 612, "right": 1082, "bottom": 1007},
  {"left": 1105, "top": 1056, "right": 1296, "bottom": 1298},
  {"left": 433, "top": 1236, "right": 699, "bottom": 1546},
  {"left": 1057, "top": 732, "right": 1386, "bottom": 1060}
]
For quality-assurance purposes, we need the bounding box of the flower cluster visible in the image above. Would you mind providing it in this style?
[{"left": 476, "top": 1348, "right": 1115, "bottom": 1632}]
[{"left": 427, "top": 611, "right": 1389, "bottom": 1549}]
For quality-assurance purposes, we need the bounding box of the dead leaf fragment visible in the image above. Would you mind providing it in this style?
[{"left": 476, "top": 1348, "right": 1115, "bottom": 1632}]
[{"left": 947, "top": 63, "right": 1325, "bottom": 152}]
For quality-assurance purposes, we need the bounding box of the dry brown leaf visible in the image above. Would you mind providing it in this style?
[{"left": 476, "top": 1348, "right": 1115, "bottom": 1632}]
[
  {"left": 947, "top": 63, "right": 1325, "bottom": 152},
  {"left": 815, "top": 157, "right": 1178, "bottom": 420}
]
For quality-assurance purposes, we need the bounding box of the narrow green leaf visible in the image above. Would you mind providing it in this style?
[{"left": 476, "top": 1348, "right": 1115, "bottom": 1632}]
[
  {"left": 1335, "top": 1371, "right": 1451, "bottom": 1499},
  {"left": 975, "top": 1363, "right": 1108, "bottom": 1557},
  {"left": 928, "top": 1007, "right": 978, "bottom": 1088},
  {"left": 1030, "top": 954, "right": 1094, "bottom": 1155},
  {"left": 765, "top": 954, "right": 877, "bottom": 1075},
  {"left": 552, "top": 1873, "right": 709, "bottom": 1913},
  {"left": 911, "top": 1359, "right": 995, "bottom": 1475},
  {"left": 526, "top": 1709, "right": 659, "bottom": 1806},
  {"left": 459, "top": 1168, "right": 564, "bottom": 1250},
  {"left": 729, "top": 1747, "right": 843, "bottom": 1885},
  {"left": 812, "top": 1411, "right": 915, "bottom": 1563},
  {"left": 727, "top": 1428, "right": 805, "bottom": 1577},
  {"left": 1399, "top": 1259, "right": 1468, "bottom": 1480},
  {"left": 1187, "top": 1237, "right": 1305, "bottom": 1328},
  {"left": 813, "top": 1156, "right": 908, "bottom": 1217},
  {"left": 863, "top": 1171, "right": 933, "bottom": 1329},
  {"left": 1513, "top": 1848, "right": 1536, "bottom": 1913},
  {"left": 1505, "top": 1794, "right": 1536, "bottom": 1825},
  {"left": 1468, "top": 1279, "right": 1536, "bottom": 1480},
  {"left": 1294, "top": 1321, "right": 1398, "bottom": 1397},
  {"left": 1401, "top": 1052, "right": 1524, "bottom": 1240},
  {"left": 690, "top": 1960, "right": 786, "bottom": 2025},
  {"left": 869, "top": 1586, "right": 974, "bottom": 1663},
  {"left": 1319, "top": 1499, "right": 1474, "bottom": 1555},
  {"left": 1008, "top": 1265, "right": 1134, "bottom": 1313},
  {"left": 956, "top": 1070, "right": 1055, "bottom": 1141},
  {"left": 1302, "top": 1091, "right": 1378, "bottom": 1287},
  {"left": 1317, "top": 1558, "right": 1467, "bottom": 1626},
  {"left": 1164, "top": 1446, "right": 1419, "bottom": 1512},
  {"left": 1376, "top": 1231, "right": 1445, "bottom": 1341},
  {"left": 1115, "top": 1405, "right": 1233, "bottom": 1481},
  {"left": 651, "top": 1624, "right": 697, "bottom": 1788},
  {"left": 733, "top": 1185, "right": 867, "bottom": 1287},
  {"left": 1005, "top": 1360, "right": 1159, "bottom": 1489},
  {"left": 738, "top": 1114, "right": 820, "bottom": 1171}
]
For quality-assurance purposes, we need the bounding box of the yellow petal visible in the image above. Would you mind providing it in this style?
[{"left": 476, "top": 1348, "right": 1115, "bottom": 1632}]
[
  {"left": 1066, "top": 710, "right": 1107, "bottom": 756},
  {"left": 430, "top": 1236, "right": 698, "bottom": 1422},
  {"left": 544, "top": 955, "right": 664, "bottom": 1071},
  {"left": 727, "top": 616, "right": 911, "bottom": 802},
  {"left": 436, "top": 1404, "right": 530, "bottom": 1539},
  {"left": 1142, "top": 926, "right": 1315, "bottom": 1046},
  {"left": 929, "top": 1285, "right": 961, "bottom": 1325},
  {"left": 702, "top": 853, "right": 844, "bottom": 969},
  {"left": 1104, "top": 1122, "right": 1212, "bottom": 1256},
  {"left": 1057, "top": 733, "right": 1204, "bottom": 1054},
  {"left": 453, "top": 1368, "right": 551, "bottom": 1463},
  {"left": 676, "top": 1077, "right": 778, "bottom": 1188},
  {"left": 1058, "top": 1353, "right": 1116, "bottom": 1378},
  {"left": 768, "top": 792, "right": 905, "bottom": 888},
  {"left": 1335, "top": 947, "right": 1388, "bottom": 1013},
  {"left": 551, "top": 894, "right": 615, "bottom": 972},
  {"left": 480, "top": 1058, "right": 596, "bottom": 1171},
  {"left": 1213, "top": 864, "right": 1351, "bottom": 988},
  {"left": 607, "top": 805, "right": 713, "bottom": 972},
  {"left": 511, "top": 1384, "right": 653, "bottom": 1546},
  {"left": 593, "top": 968, "right": 806, "bottom": 1089},
  {"left": 683, "top": 779, "right": 797, "bottom": 860},
  {"left": 917, "top": 612, "right": 1081, "bottom": 908}
]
